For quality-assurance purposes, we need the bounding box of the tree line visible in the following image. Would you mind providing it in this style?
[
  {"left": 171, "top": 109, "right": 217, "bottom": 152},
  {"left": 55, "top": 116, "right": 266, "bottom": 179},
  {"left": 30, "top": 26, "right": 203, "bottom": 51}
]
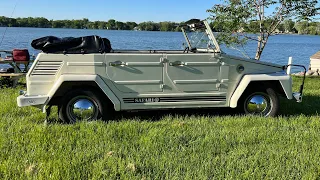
[
  {"left": 0, "top": 16, "right": 182, "bottom": 32},
  {"left": 212, "top": 19, "right": 320, "bottom": 35},
  {"left": 0, "top": 16, "right": 318, "bottom": 35}
]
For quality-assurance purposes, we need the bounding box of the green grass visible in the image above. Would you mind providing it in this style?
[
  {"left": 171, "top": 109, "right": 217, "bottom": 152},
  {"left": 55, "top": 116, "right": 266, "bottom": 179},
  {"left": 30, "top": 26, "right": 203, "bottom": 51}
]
[{"left": 1, "top": 77, "right": 320, "bottom": 179}]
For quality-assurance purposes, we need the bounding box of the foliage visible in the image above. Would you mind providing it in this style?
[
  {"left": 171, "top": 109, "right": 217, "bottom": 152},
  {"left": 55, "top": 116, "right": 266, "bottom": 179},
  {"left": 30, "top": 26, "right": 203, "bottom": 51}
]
[
  {"left": 207, "top": 0, "right": 319, "bottom": 60},
  {"left": 295, "top": 21, "right": 309, "bottom": 34},
  {"left": 0, "top": 77, "right": 320, "bottom": 179},
  {"left": 284, "top": 19, "right": 296, "bottom": 33},
  {"left": 0, "top": 15, "right": 319, "bottom": 35},
  {"left": 308, "top": 25, "right": 317, "bottom": 35},
  {"left": 0, "top": 16, "right": 181, "bottom": 32},
  {"left": 137, "top": 21, "right": 159, "bottom": 31},
  {"left": 159, "top": 22, "right": 177, "bottom": 31}
]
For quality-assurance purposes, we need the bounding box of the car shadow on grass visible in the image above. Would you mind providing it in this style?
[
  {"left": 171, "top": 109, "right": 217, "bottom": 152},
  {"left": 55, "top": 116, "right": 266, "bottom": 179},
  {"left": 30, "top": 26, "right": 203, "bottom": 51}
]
[
  {"left": 45, "top": 95, "right": 319, "bottom": 124},
  {"left": 113, "top": 95, "right": 320, "bottom": 121},
  {"left": 112, "top": 108, "right": 239, "bottom": 122},
  {"left": 279, "top": 95, "right": 320, "bottom": 116},
  {"left": 44, "top": 107, "right": 239, "bottom": 124}
]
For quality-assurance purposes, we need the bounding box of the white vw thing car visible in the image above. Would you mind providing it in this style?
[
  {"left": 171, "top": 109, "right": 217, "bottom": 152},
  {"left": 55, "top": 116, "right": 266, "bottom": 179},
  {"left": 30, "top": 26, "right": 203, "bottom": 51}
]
[{"left": 17, "top": 21, "right": 305, "bottom": 123}]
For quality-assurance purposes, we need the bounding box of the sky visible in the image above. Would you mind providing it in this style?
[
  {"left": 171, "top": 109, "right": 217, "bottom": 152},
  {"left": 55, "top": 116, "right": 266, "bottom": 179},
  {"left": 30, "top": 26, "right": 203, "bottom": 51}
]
[{"left": 0, "top": 0, "right": 217, "bottom": 23}]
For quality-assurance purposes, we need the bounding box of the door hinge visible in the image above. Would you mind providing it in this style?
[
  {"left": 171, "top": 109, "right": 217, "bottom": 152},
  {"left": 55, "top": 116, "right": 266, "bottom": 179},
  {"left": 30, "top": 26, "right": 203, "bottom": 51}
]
[{"left": 160, "top": 57, "right": 168, "bottom": 63}]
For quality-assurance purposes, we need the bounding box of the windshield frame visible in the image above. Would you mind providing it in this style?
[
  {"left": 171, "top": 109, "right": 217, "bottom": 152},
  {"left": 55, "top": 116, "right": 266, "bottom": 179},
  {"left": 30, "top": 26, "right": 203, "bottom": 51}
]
[{"left": 181, "top": 20, "right": 221, "bottom": 53}]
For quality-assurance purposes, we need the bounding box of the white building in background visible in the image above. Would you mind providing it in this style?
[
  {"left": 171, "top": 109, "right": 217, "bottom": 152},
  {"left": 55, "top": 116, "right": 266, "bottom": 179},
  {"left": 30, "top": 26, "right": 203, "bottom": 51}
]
[{"left": 310, "top": 51, "right": 320, "bottom": 71}]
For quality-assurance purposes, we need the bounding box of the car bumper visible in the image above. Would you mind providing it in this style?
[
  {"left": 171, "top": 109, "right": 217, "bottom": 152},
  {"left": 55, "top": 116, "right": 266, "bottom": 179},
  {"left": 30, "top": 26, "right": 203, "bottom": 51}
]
[
  {"left": 17, "top": 94, "right": 49, "bottom": 107},
  {"left": 285, "top": 64, "right": 306, "bottom": 103},
  {"left": 293, "top": 92, "right": 303, "bottom": 103}
]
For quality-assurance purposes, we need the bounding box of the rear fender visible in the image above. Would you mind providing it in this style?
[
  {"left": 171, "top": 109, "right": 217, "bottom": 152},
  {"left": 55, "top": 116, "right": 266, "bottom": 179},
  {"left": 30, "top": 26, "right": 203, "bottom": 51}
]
[{"left": 47, "top": 74, "right": 121, "bottom": 111}]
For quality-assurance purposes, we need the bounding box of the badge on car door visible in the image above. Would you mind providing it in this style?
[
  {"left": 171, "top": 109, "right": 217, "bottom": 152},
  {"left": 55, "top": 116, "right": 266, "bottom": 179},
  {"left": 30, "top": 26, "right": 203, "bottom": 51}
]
[{"left": 134, "top": 98, "right": 160, "bottom": 103}]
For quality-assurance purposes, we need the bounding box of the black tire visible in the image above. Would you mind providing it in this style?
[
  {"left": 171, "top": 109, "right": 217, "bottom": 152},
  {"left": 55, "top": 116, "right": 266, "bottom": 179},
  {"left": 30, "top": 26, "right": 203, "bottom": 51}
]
[
  {"left": 58, "top": 89, "right": 108, "bottom": 123},
  {"left": 239, "top": 87, "right": 279, "bottom": 117}
]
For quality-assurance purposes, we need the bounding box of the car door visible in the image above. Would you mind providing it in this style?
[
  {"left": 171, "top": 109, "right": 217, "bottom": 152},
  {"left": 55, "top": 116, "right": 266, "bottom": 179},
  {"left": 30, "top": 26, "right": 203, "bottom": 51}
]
[
  {"left": 165, "top": 53, "right": 229, "bottom": 93},
  {"left": 106, "top": 54, "right": 164, "bottom": 94}
]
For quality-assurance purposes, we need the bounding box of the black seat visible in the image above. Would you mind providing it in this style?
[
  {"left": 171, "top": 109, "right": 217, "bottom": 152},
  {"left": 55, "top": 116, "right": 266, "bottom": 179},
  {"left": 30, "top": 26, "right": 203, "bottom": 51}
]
[{"left": 31, "top": 35, "right": 112, "bottom": 54}]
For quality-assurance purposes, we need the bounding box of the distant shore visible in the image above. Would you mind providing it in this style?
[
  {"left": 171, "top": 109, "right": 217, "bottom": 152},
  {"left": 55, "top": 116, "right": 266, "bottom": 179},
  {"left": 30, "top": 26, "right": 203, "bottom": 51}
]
[
  {"left": 0, "top": 26, "right": 318, "bottom": 37},
  {"left": 0, "top": 16, "right": 319, "bottom": 35}
]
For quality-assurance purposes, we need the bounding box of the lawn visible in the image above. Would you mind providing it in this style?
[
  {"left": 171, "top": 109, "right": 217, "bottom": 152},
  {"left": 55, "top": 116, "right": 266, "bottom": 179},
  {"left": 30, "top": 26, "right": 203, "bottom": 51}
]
[{"left": 0, "top": 77, "right": 320, "bottom": 179}]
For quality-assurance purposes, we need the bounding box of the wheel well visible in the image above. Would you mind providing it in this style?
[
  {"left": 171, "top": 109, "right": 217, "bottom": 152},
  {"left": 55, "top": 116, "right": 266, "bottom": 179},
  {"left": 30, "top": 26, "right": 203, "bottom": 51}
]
[
  {"left": 245, "top": 80, "right": 286, "bottom": 97},
  {"left": 235, "top": 80, "right": 285, "bottom": 108},
  {"left": 48, "top": 81, "right": 114, "bottom": 108}
]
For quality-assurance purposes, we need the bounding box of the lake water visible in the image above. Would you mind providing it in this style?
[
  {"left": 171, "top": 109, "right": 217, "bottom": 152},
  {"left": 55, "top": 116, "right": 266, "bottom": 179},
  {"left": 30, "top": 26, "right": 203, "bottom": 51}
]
[{"left": 0, "top": 27, "right": 319, "bottom": 70}]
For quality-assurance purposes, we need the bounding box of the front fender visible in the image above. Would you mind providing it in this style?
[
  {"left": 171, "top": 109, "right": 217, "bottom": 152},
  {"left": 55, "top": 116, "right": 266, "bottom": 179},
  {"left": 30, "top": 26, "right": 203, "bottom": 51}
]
[
  {"left": 47, "top": 74, "right": 121, "bottom": 111},
  {"left": 230, "top": 73, "right": 293, "bottom": 108}
]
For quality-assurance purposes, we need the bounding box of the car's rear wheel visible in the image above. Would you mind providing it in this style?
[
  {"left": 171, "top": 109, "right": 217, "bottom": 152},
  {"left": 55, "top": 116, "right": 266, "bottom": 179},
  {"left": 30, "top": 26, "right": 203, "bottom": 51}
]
[
  {"left": 59, "top": 89, "right": 106, "bottom": 123},
  {"left": 240, "top": 88, "right": 279, "bottom": 117}
]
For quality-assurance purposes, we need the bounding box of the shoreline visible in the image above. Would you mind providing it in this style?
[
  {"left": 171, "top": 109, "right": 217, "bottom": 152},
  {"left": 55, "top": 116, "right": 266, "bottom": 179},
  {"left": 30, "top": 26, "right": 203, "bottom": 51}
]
[{"left": 0, "top": 26, "right": 319, "bottom": 36}]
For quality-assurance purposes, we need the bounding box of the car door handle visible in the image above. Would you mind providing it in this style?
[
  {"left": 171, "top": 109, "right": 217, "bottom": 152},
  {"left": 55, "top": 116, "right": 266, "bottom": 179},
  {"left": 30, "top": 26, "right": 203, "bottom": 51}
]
[
  {"left": 169, "top": 61, "right": 185, "bottom": 66},
  {"left": 109, "top": 61, "right": 127, "bottom": 67}
]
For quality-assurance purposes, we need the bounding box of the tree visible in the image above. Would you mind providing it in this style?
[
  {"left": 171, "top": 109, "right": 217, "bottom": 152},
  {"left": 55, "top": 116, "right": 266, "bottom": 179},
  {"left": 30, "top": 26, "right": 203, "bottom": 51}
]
[
  {"left": 246, "top": 20, "right": 260, "bottom": 32},
  {"left": 115, "top": 21, "right": 125, "bottom": 30},
  {"left": 138, "top": 21, "right": 160, "bottom": 31},
  {"left": 95, "top": 21, "right": 107, "bottom": 29},
  {"left": 159, "top": 22, "right": 176, "bottom": 31},
  {"left": 295, "top": 21, "right": 309, "bottom": 34},
  {"left": 126, "top": 22, "right": 138, "bottom": 30},
  {"left": 207, "top": 0, "right": 319, "bottom": 60},
  {"left": 107, "top": 19, "right": 116, "bottom": 30},
  {"left": 277, "top": 23, "right": 285, "bottom": 32},
  {"left": 283, "top": 19, "right": 295, "bottom": 33},
  {"left": 316, "top": 22, "right": 320, "bottom": 34},
  {"left": 35, "top": 17, "right": 49, "bottom": 28},
  {"left": 51, "top": 20, "right": 64, "bottom": 28},
  {"left": 308, "top": 25, "right": 317, "bottom": 35},
  {"left": 82, "top": 18, "right": 89, "bottom": 29}
]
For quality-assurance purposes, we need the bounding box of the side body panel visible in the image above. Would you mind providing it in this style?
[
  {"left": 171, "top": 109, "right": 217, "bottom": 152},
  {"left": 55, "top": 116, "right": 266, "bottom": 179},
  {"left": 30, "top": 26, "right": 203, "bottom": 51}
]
[
  {"left": 24, "top": 53, "right": 121, "bottom": 111},
  {"left": 105, "top": 53, "right": 230, "bottom": 110},
  {"left": 165, "top": 54, "right": 222, "bottom": 92},
  {"left": 218, "top": 54, "right": 288, "bottom": 107},
  {"left": 105, "top": 54, "right": 164, "bottom": 93},
  {"left": 23, "top": 52, "right": 292, "bottom": 112}
]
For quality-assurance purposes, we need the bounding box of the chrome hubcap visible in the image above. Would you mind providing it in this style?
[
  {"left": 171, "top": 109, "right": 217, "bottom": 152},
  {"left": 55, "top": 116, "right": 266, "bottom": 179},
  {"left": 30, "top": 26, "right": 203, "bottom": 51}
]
[
  {"left": 69, "top": 98, "right": 97, "bottom": 121},
  {"left": 246, "top": 95, "right": 269, "bottom": 114}
]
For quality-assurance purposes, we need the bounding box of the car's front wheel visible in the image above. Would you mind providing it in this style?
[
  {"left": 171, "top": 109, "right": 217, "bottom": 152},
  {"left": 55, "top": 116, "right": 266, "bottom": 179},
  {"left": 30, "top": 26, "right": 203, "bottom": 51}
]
[
  {"left": 240, "top": 88, "right": 279, "bottom": 117},
  {"left": 59, "top": 89, "right": 106, "bottom": 123}
]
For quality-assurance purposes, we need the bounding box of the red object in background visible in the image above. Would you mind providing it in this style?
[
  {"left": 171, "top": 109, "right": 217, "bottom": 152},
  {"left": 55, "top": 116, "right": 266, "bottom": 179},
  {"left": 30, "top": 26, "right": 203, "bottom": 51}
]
[{"left": 13, "top": 49, "right": 30, "bottom": 62}]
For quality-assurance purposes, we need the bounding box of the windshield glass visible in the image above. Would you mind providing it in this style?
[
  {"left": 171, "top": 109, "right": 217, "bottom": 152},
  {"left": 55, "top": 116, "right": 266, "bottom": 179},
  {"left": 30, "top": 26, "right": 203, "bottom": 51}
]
[
  {"left": 187, "top": 31, "right": 216, "bottom": 49},
  {"left": 181, "top": 20, "right": 220, "bottom": 52}
]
